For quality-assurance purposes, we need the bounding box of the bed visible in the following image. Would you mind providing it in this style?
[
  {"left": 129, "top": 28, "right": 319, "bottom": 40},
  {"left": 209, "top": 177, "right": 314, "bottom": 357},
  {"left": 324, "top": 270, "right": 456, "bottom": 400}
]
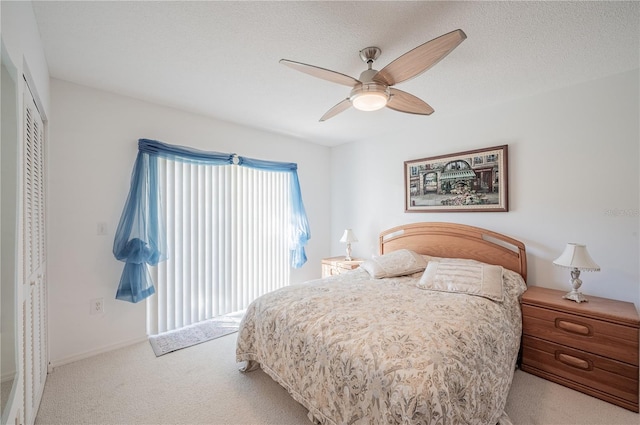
[{"left": 236, "top": 222, "right": 528, "bottom": 425}]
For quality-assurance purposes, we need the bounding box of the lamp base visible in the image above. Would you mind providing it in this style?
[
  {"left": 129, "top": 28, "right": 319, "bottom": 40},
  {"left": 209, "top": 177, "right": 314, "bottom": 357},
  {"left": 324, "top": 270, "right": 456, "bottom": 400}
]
[
  {"left": 562, "top": 269, "right": 588, "bottom": 303},
  {"left": 563, "top": 290, "right": 588, "bottom": 303},
  {"left": 345, "top": 243, "right": 352, "bottom": 261}
]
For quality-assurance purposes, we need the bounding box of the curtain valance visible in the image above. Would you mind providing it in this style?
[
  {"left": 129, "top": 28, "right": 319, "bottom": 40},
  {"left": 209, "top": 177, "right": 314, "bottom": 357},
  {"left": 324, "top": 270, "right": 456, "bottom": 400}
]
[{"left": 113, "top": 139, "right": 311, "bottom": 303}]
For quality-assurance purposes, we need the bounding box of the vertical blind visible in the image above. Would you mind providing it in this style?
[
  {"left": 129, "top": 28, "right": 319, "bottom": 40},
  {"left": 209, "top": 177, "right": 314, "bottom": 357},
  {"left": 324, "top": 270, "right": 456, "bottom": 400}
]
[{"left": 147, "top": 160, "right": 291, "bottom": 334}]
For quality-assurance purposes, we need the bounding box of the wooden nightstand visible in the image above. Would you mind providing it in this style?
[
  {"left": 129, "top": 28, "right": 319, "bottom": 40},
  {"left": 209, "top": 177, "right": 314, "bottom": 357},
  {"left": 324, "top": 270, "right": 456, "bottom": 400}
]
[
  {"left": 521, "top": 286, "right": 639, "bottom": 412},
  {"left": 321, "top": 256, "right": 363, "bottom": 278}
]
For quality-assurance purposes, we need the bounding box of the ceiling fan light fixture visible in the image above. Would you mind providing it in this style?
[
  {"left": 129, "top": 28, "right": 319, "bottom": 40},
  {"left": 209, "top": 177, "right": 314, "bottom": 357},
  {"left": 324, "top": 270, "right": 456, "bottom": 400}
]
[{"left": 350, "top": 83, "right": 389, "bottom": 112}]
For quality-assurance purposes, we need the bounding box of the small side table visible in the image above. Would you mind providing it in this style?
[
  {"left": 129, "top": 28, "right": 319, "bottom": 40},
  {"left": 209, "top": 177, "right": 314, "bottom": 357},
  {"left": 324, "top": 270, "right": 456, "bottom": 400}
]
[{"left": 321, "top": 256, "right": 363, "bottom": 278}]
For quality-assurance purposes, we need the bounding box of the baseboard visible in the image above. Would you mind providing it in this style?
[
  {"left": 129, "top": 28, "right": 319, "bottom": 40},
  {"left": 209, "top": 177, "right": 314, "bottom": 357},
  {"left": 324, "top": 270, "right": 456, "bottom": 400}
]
[{"left": 48, "top": 336, "right": 148, "bottom": 371}]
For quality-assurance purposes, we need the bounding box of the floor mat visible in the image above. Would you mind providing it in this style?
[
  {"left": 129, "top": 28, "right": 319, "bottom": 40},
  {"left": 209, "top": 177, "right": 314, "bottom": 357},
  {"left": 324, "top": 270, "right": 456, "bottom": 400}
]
[{"left": 148, "top": 314, "right": 242, "bottom": 356}]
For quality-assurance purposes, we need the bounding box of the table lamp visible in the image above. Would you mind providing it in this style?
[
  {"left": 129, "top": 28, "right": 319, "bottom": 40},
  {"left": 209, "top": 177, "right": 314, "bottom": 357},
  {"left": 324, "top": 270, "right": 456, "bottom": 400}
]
[
  {"left": 340, "top": 229, "right": 358, "bottom": 261},
  {"left": 553, "top": 243, "right": 600, "bottom": 303}
]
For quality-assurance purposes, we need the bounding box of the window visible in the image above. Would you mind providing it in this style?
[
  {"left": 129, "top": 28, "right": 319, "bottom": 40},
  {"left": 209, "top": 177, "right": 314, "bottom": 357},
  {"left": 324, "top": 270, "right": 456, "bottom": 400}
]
[{"left": 113, "top": 140, "right": 310, "bottom": 334}]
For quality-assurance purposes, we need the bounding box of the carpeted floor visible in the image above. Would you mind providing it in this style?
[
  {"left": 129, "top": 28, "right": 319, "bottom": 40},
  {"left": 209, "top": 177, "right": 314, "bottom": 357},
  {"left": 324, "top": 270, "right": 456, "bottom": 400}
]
[{"left": 35, "top": 333, "right": 639, "bottom": 425}]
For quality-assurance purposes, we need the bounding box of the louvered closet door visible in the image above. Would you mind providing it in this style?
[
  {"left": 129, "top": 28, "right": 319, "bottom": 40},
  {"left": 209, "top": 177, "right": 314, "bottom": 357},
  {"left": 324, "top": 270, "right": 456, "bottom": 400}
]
[{"left": 22, "top": 84, "right": 47, "bottom": 425}]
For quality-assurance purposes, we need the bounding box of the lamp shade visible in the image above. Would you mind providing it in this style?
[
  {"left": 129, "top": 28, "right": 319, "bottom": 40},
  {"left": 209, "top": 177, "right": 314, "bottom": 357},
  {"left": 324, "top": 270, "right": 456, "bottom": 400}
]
[
  {"left": 553, "top": 243, "right": 600, "bottom": 271},
  {"left": 340, "top": 229, "right": 358, "bottom": 243}
]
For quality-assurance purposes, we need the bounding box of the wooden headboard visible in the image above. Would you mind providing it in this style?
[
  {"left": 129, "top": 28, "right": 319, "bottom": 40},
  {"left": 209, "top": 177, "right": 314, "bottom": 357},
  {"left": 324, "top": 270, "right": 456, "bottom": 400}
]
[{"left": 379, "top": 222, "right": 527, "bottom": 282}]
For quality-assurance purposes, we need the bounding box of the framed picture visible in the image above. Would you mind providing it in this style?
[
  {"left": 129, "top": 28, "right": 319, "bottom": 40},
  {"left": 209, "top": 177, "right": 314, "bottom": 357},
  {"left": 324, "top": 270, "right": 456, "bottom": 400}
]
[{"left": 404, "top": 145, "right": 508, "bottom": 212}]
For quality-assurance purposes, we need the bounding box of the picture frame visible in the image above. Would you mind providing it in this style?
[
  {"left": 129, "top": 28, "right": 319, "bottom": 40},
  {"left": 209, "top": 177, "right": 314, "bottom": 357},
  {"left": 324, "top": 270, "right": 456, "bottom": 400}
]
[{"left": 404, "top": 145, "right": 508, "bottom": 212}]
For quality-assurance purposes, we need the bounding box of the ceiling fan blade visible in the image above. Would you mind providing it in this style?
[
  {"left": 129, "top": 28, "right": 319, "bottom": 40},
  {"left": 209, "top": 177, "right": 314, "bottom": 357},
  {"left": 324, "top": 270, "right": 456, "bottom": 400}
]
[
  {"left": 319, "top": 99, "right": 351, "bottom": 121},
  {"left": 387, "top": 88, "right": 434, "bottom": 115},
  {"left": 280, "top": 59, "right": 360, "bottom": 87},
  {"left": 373, "top": 29, "right": 467, "bottom": 86}
]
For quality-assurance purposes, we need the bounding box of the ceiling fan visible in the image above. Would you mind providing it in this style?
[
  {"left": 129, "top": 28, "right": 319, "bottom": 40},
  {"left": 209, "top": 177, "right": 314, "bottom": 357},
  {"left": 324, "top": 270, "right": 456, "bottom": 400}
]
[{"left": 280, "top": 29, "right": 467, "bottom": 122}]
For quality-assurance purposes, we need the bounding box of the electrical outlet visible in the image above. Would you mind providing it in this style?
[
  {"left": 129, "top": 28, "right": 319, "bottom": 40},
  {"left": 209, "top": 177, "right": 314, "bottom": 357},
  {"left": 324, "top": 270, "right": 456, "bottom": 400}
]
[{"left": 90, "top": 298, "right": 104, "bottom": 315}]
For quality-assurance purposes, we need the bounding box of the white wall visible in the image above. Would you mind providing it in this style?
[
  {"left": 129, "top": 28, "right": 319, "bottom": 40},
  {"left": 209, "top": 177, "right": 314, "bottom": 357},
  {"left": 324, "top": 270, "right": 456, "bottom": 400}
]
[
  {"left": 331, "top": 69, "right": 639, "bottom": 308},
  {"left": 47, "top": 79, "right": 331, "bottom": 366},
  {"left": 1, "top": 1, "right": 50, "bottom": 116}
]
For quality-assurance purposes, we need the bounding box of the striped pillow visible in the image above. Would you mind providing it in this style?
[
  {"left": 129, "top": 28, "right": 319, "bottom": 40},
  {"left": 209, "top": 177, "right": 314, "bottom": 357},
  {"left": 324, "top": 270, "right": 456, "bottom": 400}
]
[{"left": 417, "top": 258, "right": 504, "bottom": 301}]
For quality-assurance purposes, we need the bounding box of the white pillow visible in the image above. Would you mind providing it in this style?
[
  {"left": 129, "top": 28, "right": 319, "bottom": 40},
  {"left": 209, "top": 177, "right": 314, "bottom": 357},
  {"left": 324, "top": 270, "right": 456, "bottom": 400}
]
[
  {"left": 360, "top": 249, "right": 428, "bottom": 279},
  {"left": 417, "top": 258, "right": 504, "bottom": 301}
]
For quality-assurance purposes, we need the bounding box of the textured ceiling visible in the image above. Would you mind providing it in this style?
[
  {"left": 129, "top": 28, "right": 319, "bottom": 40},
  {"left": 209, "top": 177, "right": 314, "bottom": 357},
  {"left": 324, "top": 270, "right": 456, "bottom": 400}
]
[{"left": 31, "top": 1, "right": 640, "bottom": 146}]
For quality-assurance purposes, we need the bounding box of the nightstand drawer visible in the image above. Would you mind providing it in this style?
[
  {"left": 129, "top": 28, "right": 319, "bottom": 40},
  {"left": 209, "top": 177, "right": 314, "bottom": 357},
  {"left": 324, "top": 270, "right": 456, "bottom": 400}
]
[
  {"left": 522, "top": 335, "right": 639, "bottom": 407},
  {"left": 522, "top": 304, "right": 639, "bottom": 365}
]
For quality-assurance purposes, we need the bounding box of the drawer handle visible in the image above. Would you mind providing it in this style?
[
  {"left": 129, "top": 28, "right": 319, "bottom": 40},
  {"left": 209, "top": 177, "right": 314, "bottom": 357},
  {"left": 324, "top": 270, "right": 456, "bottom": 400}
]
[
  {"left": 556, "top": 352, "right": 593, "bottom": 371},
  {"left": 556, "top": 319, "right": 592, "bottom": 336}
]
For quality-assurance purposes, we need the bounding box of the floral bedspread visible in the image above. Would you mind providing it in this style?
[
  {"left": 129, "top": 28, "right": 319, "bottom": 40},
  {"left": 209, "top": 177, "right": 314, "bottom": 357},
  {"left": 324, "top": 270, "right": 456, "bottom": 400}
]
[{"left": 236, "top": 268, "right": 527, "bottom": 425}]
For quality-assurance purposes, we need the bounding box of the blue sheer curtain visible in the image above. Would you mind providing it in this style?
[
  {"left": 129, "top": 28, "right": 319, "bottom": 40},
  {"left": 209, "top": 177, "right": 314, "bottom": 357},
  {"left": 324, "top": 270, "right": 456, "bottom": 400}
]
[{"left": 113, "top": 139, "right": 311, "bottom": 303}]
